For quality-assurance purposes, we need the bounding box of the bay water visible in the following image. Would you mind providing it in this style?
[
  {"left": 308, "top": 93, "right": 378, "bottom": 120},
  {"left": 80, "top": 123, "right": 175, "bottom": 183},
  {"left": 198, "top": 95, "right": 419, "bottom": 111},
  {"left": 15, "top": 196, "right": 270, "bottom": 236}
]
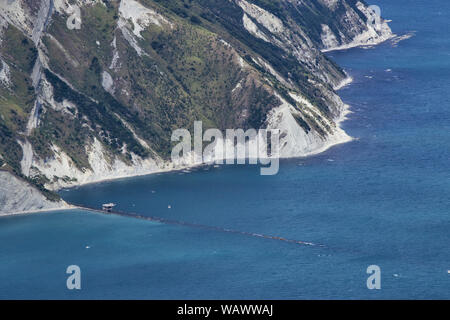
[{"left": 1, "top": 0, "right": 449, "bottom": 299}]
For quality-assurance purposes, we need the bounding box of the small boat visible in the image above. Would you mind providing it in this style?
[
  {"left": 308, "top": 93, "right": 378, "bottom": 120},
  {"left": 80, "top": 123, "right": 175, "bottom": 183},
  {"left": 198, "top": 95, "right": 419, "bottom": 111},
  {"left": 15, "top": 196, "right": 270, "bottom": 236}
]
[{"left": 102, "top": 203, "right": 116, "bottom": 212}]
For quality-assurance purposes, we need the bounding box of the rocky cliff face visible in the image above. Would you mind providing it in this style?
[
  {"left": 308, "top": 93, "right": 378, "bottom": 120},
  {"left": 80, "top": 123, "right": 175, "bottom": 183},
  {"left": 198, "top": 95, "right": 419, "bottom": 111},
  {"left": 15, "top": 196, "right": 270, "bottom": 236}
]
[
  {"left": 0, "top": 170, "right": 67, "bottom": 215},
  {"left": 0, "top": 0, "right": 392, "bottom": 212}
]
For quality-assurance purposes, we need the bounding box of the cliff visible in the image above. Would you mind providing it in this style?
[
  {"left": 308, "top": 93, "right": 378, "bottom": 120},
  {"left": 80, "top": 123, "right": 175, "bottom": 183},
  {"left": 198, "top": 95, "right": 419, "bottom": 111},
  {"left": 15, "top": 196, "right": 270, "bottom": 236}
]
[{"left": 0, "top": 0, "right": 393, "bottom": 213}]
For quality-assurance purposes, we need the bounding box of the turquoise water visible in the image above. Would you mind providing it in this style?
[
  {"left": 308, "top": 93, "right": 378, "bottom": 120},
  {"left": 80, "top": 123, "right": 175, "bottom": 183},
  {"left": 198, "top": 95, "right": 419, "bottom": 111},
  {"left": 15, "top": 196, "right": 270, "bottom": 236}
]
[{"left": 1, "top": 0, "right": 449, "bottom": 299}]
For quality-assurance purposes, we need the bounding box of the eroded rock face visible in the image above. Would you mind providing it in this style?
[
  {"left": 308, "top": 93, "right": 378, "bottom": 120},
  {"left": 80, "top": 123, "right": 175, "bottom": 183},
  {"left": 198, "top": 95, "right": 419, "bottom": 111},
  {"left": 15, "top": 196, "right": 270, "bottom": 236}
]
[
  {"left": 0, "top": 0, "right": 392, "bottom": 213},
  {"left": 0, "top": 171, "right": 67, "bottom": 215},
  {"left": 319, "top": 1, "right": 393, "bottom": 51}
]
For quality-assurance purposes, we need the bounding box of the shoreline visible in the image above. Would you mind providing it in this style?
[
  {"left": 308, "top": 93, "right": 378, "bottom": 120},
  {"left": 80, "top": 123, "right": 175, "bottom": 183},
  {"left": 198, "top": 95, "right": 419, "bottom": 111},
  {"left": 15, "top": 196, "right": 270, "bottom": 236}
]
[
  {"left": 333, "top": 74, "right": 353, "bottom": 91},
  {"left": 322, "top": 33, "right": 396, "bottom": 53},
  {"left": 42, "top": 76, "right": 356, "bottom": 191},
  {"left": 0, "top": 205, "right": 77, "bottom": 218},
  {"left": 54, "top": 159, "right": 215, "bottom": 191},
  {"left": 54, "top": 75, "right": 355, "bottom": 190},
  {"left": 1, "top": 77, "right": 356, "bottom": 218}
]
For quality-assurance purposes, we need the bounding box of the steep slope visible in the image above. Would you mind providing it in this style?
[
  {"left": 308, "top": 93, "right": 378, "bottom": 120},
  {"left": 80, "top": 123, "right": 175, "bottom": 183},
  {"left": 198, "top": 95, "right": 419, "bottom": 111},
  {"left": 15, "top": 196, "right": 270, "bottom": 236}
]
[
  {"left": 0, "top": 0, "right": 392, "bottom": 212},
  {"left": 0, "top": 170, "right": 67, "bottom": 215}
]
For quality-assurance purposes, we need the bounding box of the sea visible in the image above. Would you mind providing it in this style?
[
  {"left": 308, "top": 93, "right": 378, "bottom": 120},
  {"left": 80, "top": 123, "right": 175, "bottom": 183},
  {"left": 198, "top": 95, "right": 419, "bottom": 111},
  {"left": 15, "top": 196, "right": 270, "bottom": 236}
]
[{"left": 1, "top": 0, "right": 449, "bottom": 299}]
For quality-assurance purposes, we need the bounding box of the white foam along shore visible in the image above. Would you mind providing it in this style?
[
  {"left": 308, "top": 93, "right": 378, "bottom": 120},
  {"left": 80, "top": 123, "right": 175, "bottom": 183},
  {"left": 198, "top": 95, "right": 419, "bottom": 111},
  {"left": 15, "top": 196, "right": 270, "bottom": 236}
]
[
  {"left": 321, "top": 18, "right": 395, "bottom": 53},
  {"left": 321, "top": 33, "right": 395, "bottom": 52},
  {"left": 333, "top": 75, "right": 353, "bottom": 91}
]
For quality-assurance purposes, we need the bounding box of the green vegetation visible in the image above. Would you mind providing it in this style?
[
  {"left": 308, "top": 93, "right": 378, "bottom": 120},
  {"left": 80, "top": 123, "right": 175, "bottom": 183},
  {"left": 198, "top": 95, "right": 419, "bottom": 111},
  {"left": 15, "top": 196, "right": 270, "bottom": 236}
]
[
  {"left": 36, "top": 0, "right": 348, "bottom": 164},
  {"left": 42, "top": 69, "right": 148, "bottom": 165},
  {"left": 0, "top": 26, "right": 37, "bottom": 73},
  {"left": 45, "top": 2, "right": 118, "bottom": 98},
  {"left": 0, "top": 0, "right": 367, "bottom": 204},
  {"left": 0, "top": 24, "right": 37, "bottom": 176},
  {"left": 0, "top": 121, "right": 23, "bottom": 175},
  {"left": 0, "top": 24, "right": 37, "bottom": 129}
]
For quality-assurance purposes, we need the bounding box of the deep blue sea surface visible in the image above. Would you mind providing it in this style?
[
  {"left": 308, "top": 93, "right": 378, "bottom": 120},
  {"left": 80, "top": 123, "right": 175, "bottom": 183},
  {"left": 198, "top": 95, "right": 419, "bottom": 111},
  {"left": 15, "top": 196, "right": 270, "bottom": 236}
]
[{"left": 1, "top": 0, "right": 449, "bottom": 299}]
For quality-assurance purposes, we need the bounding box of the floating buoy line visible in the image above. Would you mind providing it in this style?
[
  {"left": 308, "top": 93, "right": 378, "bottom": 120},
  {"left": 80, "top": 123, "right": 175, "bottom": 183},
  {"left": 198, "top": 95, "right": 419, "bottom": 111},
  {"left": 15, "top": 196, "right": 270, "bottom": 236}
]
[{"left": 70, "top": 204, "right": 323, "bottom": 248}]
